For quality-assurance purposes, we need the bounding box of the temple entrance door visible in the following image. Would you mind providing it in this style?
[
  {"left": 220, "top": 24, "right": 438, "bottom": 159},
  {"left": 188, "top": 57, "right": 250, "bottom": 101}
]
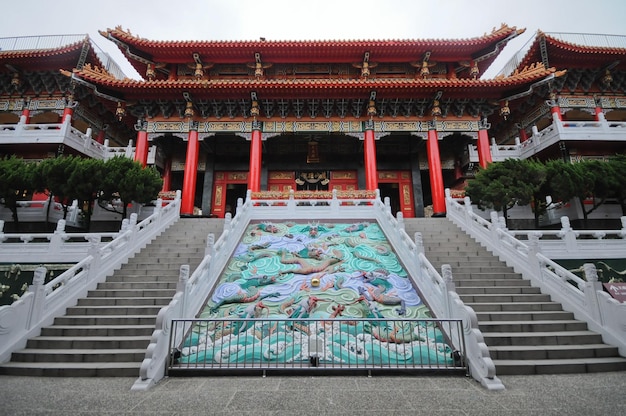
[
  {"left": 378, "top": 170, "right": 415, "bottom": 218},
  {"left": 211, "top": 171, "right": 248, "bottom": 218},
  {"left": 268, "top": 171, "right": 295, "bottom": 193},
  {"left": 329, "top": 170, "right": 358, "bottom": 192}
]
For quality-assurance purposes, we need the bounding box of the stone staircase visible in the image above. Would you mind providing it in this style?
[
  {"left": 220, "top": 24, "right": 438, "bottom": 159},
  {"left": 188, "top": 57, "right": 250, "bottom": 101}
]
[
  {"left": 0, "top": 218, "right": 224, "bottom": 377},
  {"left": 405, "top": 218, "right": 626, "bottom": 375}
]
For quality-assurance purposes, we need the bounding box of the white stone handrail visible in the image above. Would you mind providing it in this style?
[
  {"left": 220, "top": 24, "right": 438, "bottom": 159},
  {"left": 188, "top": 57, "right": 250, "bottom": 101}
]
[
  {"left": 0, "top": 219, "right": 118, "bottom": 263},
  {"left": 0, "top": 192, "right": 181, "bottom": 364},
  {"left": 445, "top": 189, "right": 626, "bottom": 356},
  {"left": 468, "top": 113, "right": 626, "bottom": 163},
  {"left": 507, "top": 216, "right": 626, "bottom": 259}
]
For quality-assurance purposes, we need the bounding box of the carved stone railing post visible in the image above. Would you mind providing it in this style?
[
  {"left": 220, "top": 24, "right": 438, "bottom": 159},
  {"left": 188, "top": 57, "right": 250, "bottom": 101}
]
[
  {"left": 558, "top": 216, "right": 577, "bottom": 251},
  {"left": 205, "top": 233, "right": 215, "bottom": 258},
  {"left": 49, "top": 219, "right": 66, "bottom": 254},
  {"left": 85, "top": 235, "right": 102, "bottom": 282},
  {"left": 396, "top": 212, "right": 405, "bottom": 233},
  {"left": 26, "top": 267, "right": 47, "bottom": 330},
  {"left": 489, "top": 211, "right": 501, "bottom": 243},
  {"left": 442, "top": 264, "right": 455, "bottom": 319},
  {"left": 414, "top": 232, "right": 424, "bottom": 256},
  {"left": 177, "top": 264, "right": 190, "bottom": 315},
  {"left": 526, "top": 232, "right": 543, "bottom": 279},
  {"left": 583, "top": 263, "right": 603, "bottom": 325}
]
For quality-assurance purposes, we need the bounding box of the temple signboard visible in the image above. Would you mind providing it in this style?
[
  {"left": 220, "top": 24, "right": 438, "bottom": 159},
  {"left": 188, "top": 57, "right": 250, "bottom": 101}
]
[{"left": 603, "top": 283, "right": 626, "bottom": 302}]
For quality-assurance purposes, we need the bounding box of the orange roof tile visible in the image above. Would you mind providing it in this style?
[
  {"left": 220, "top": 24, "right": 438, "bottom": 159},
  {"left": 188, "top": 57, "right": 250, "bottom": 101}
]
[
  {"left": 67, "top": 61, "right": 560, "bottom": 101},
  {"left": 101, "top": 24, "right": 524, "bottom": 81}
]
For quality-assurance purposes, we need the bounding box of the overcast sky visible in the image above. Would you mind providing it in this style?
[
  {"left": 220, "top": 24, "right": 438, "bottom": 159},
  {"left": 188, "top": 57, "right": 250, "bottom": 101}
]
[{"left": 2, "top": 0, "right": 625, "bottom": 78}]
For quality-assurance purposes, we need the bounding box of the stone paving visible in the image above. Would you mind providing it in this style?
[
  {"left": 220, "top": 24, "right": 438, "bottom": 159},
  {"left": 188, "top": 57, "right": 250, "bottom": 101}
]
[{"left": 2, "top": 372, "right": 626, "bottom": 415}]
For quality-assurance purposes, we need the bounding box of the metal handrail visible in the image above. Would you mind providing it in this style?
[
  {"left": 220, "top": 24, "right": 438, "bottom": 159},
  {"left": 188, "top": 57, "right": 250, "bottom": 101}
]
[{"left": 167, "top": 317, "right": 466, "bottom": 375}]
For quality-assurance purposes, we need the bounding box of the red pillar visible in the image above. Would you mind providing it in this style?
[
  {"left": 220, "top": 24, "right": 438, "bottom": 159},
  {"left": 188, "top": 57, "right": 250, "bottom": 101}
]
[
  {"left": 181, "top": 126, "right": 199, "bottom": 215},
  {"left": 477, "top": 128, "right": 492, "bottom": 169},
  {"left": 594, "top": 106, "right": 604, "bottom": 121},
  {"left": 161, "top": 157, "right": 172, "bottom": 192},
  {"left": 427, "top": 123, "right": 445, "bottom": 216},
  {"left": 134, "top": 127, "right": 149, "bottom": 167},
  {"left": 248, "top": 123, "right": 262, "bottom": 193},
  {"left": 519, "top": 128, "right": 528, "bottom": 142},
  {"left": 363, "top": 121, "right": 378, "bottom": 191},
  {"left": 62, "top": 106, "right": 73, "bottom": 123},
  {"left": 96, "top": 129, "right": 106, "bottom": 144},
  {"left": 21, "top": 107, "right": 30, "bottom": 124}
]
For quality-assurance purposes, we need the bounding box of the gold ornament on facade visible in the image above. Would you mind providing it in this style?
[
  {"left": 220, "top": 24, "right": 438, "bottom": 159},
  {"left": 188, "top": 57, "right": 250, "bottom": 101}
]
[
  {"left": 11, "top": 73, "right": 20, "bottom": 90},
  {"left": 469, "top": 61, "right": 480, "bottom": 79},
  {"left": 145, "top": 63, "right": 156, "bottom": 80},
  {"left": 431, "top": 100, "right": 442, "bottom": 117},
  {"left": 250, "top": 100, "right": 260, "bottom": 118},
  {"left": 184, "top": 101, "right": 195, "bottom": 118},
  {"left": 367, "top": 100, "right": 377, "bottom": 117},
  {"left": 499, "top": 101, "right": 510, "bottom": 120},
  {"left": 115, "top": 102, "right": 126, "bottom": 121},
  {"left": 602, "top": 69, "right": 613, "bottom": 87}
]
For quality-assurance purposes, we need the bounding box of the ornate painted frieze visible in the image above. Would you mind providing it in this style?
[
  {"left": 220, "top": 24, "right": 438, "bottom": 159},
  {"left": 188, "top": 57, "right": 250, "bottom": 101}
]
[
  {"left": 263, "top": 120, "right": 362, "bottom": 133},
  {"left": 558, "top": 96, "right": 595, "bottom": 108}
]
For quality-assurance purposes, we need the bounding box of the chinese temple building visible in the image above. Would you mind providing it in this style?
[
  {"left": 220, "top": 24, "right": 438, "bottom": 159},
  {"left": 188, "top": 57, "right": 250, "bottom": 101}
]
[{"left": 1, "top": 25, "right": 625, "bottom": 218}]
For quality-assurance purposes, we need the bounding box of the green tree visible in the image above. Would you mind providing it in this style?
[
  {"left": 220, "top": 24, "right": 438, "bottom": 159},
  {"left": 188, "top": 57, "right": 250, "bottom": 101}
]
[
  {"left": 99, "top": 157, "right": 163, "bottom": 219},
  {"left": 609, "top": 155, "right": 626, "bottom": 215},
  {"left": 465, "top": 158, "right": 544, "bottom": 227},
  {"left": 569, "top": 160, "right": 613, "bottom": 225},
  {"left": 32, "top": 156, "right": 82, "bottom": 223},
  {"left": 66, "top": 158, "right": 105, "bottom": 231},
  {"left": 0, "top": 156, "right": 35, "bottom": 229},
  {"left": 532, "top": 160, "right": 579, "bottom": 227}
]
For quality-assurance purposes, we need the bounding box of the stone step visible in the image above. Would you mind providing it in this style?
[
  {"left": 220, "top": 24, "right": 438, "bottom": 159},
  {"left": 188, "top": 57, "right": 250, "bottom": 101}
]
[
  {"left": 65, "top": 305, "right": 163, "bottom": 315},
  {"left": 9, "top": 348, "right": 147, "bottom": 363},
  {"left": 26, "top": 336, "right": 151, "bottom": 350},
  {"left": 459, "top": 293, "right": 553, "bottom": 303},
  {"left": 455, "top": 286, "right": 541, "bottom": 295},
  {"left": 96, "top": 281, "right": 177, "bottom": 290},
  {"left": 0, "top": 361, "right": 141, "bottom": 377},
  {"left": 478, "top": 320, "right": 589, "bottom": 333},
  {"left": 489, "top": 344, "right": 622, "bottom": 360},
  {"left": 468, "top": 302, "right": 565, "bottom": 312},
  {"left": 102, "top": 274, "right": 180, "bottom": 283},
  {"left": 482, "top": 331, "right": 604, "bottom": 346},
  {"left": 76, "top": 297, "right": 172, "bottom": 307},
  {"left": 87, "top": 289, "right": 176, "bottom": 298},
  {"left": 475, "top": 310, "right": 575, "bottom": 321},
  {"left": 54, "top": 315, "right": 157, "bottom": 326},
  {"left": 40, "top": 325, "right": 155, "bottom": 337},
  {"left": 454, "top": 279, "right": 532, "bottom": 287},
  {"left": 493, "top": 357, "right": 626, "bottom": 375}
]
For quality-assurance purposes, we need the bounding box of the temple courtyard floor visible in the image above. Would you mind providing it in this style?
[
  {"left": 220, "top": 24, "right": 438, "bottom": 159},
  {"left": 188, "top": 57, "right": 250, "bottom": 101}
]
[{"left": 2, "top": 371, "right": 626, "bottom": 415}]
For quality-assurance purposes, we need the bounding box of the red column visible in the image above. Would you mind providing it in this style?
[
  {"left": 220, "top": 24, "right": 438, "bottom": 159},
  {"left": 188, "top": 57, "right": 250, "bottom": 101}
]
[
  {"left": 161, "top": 157, "right": 172, "bottom": 192},
  {"left": 427, "top": 123, "right": 445, "bottom": 216},
  {"left": 96, "top": 129, "right": 106, "bottom": 144},
  {"left": 519, "top": 128, "right": 528, "bottom": 142},
  {"left": 594, "top": 106, "right": 604, "bottom": 121},
  {"left": 62, "top": 106, "right": 73, "bottom": 123},
  {"left": 21, "top": 107, "right": 30, "bottom": 124},
  {"left": 248, "top": 123, "right": 262, "bottom": 193},
  {"left": 181, "top": 125, "right": 199, "bottom": 215},
  {"left": 363, "top": 121, "right": 378, "bottom": 191},
  {"left": 134, "top": 126, "right": 149, "bottom": 167},
  {"left": 477, "top": 128, "right": 492, "bottom": 169}
]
